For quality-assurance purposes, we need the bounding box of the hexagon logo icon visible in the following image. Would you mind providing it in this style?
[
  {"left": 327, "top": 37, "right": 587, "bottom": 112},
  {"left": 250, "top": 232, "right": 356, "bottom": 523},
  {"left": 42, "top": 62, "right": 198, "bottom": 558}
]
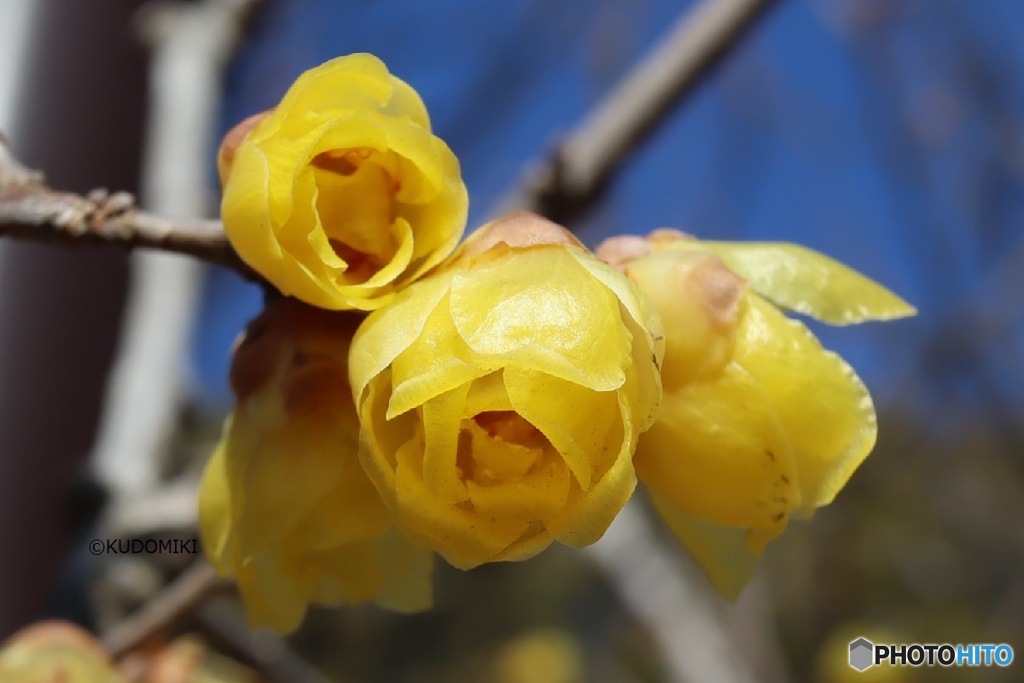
[{"left": 849, "top": 637, "right": 875, "bottom": 671}]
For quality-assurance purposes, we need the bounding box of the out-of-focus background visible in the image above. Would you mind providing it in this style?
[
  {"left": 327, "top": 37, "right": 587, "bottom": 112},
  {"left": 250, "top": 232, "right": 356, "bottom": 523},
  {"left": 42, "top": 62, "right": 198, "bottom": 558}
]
[{"left": 0, "top": 0, "right": 1022, "bottom": 681}]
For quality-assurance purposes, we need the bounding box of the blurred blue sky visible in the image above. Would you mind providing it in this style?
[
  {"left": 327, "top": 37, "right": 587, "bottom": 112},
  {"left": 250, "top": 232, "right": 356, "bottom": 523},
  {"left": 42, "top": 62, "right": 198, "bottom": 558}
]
[{"left": 193, "top": 0, "right": 1024, "bottom": 434}]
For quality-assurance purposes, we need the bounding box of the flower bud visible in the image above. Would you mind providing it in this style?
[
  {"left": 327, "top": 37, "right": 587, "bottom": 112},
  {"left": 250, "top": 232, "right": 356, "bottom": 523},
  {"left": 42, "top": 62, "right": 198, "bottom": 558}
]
[
  {"left": 199, "top": 298, "right": 433, "bottom": 632},
  {"left": 600, "top": 231, "right": 915, "bottom": 597}
]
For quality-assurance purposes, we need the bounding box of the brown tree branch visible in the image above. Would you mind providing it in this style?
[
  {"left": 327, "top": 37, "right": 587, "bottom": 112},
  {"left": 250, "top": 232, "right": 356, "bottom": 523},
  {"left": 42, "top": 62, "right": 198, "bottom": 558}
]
[
  {"left": 0, "top": 134, "right": 254, "bottom": 277},
  {"left": 0, "top": 0, "right": 781, "bottom": 269},
  {"left": 102, "top": 560, "right": 227, "bottom": 659}
]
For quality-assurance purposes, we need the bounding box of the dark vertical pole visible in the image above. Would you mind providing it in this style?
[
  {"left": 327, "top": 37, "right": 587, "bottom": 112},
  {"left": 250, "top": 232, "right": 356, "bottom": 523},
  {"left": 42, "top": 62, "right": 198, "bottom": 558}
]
[{"left": 0, "top": 0, "right": 147, "bottom": 637}]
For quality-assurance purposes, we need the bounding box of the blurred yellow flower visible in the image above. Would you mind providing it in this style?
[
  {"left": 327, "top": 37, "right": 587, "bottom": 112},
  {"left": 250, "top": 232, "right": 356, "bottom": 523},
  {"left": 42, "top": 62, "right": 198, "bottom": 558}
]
[
  {"left": 199, "top": 299, "right": 433, "bottom": 632},
  {"left": 495, "top": 629, "right": 584, "bottom": 683},
  {"left": 219, "top": 53, "right": 468, "bottom": 311},
  {"left": 0, "top": 621, "right": 124, "bottom": 683},
  {"left": 597, "top": 230, "right": 915, "bottom": 598},
  {"left": 349, "top": 212, "right": 663, "bottom": 569}
]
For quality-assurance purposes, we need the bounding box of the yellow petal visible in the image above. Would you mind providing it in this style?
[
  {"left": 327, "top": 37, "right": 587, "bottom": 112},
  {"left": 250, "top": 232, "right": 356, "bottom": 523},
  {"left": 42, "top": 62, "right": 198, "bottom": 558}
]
[
  {"left": 504, "top": 369, "right": 620, "bottom": 490},
  {"left": 401, "top": 145, "right": 468, "bottom": 266},
  {"left": 462, "top": 370, "right": 516, "bottom": 415},
  {"left": 385, "top": 75, "right": 432, "bottom": 130},
  {"left": 366, "top": 529, "right": 435, "bottom": 612},
  {"left": 387, "top": 291, "right": 491, "bottom": 419},
  {"left": 222, "top": 143, "right": 336, "bottom": 308},
  {"left": 357, "top": 370, "right": 412, "bottom": 500},
  {"left": 545, "top": 391, "right": 636, "bottom": 547},
  {"left": 290, "top": 457, "right": 392, "bottom": 551},
  {"left": 448, "top": 247, "right": 631, "bottom": 392},
  {"left": 735, "top": 295, "right": 877, "bottom": 512},
  {"left": 634, "top": 361, "right": 800, "bottom": 533},
  {"left": 693, "top": 241, "right": 917, "bottom": 324},
  {"left": 266, "top": 54, "right": 431, "bottom": 133},
  {"left": 226, "top": 410, "right": 348, "bottom": 557},
  {"left": 264, "top": 54, "right": 396, "bottom": 134},
  {"left": 463, "top": 424, "right": 571, "bottom": 524},
  {"left": 623, "top": 250, "right": 743, "bottom": 388},
  {"left": 648, "top": 492, "right": 759, "bottom": 600},
  {"left": 573, "top": 249, "right": 664, "bottom": 429},
  {"left": 420, "top": 384, "right": 472, "bottom": 503},
  {"left": 234, "top": 551, "right": 313, "bottom": 632},
  {"left": 305, "top": 541, "right": 384, "bottom": 604},
  {"left": 570, "top": 247, "right": 665, "bottom": 371},
  {"left": 349, "top": 270, "right": 454, "bottom": 401},
  {"left": 312, "top": 153, "right": 396, "bottom": 262},
  {"left": 197, "top": 440, "right": 235, "bottom": 575},
  {"left": 393, "top": 436, "right": 533, "bottom": 568}
]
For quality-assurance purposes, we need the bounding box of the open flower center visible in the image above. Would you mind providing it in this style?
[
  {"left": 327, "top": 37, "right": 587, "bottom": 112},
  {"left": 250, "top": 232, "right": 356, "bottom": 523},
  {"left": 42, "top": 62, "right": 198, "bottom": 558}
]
[
  {"left": 312, "top": 148, "right": 400, "bottom": 283},
  {"left": 456, "top": 411, "right": 551, "bottom": 486}
]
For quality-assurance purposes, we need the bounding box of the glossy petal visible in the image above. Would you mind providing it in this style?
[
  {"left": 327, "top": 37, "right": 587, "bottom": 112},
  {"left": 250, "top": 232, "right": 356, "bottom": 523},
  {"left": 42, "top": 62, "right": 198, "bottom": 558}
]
[
  {"left": 692, "top": 241, "right": 917, "bottom": 324},
  {"left": 221, "top": 54, "right": 467, "bottom": 311},
  {"left": 394, "top": 435, "right": 535, "bottom": 568},
  {"left": 546, "top": 392, "right": 637, "bottom": 547},
  {"left": 635, "top": 361, "right": 800, "bottom": 533},
  {"left": 505, "top": 369, "right": 619, "bottom": 489},
  {"left": 735, "top": 295, "right": 877, "bottom": 512},
  {"left": 449, "top": 247, "right": 631, "bottom": 392},
  {"left": 349, "top": 271, "right": 454, "bottom": 401}
]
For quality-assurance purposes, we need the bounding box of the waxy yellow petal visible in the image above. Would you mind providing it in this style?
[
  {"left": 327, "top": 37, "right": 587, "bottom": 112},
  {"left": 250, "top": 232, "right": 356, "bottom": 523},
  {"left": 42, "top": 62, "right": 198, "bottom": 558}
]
[
  {"left": 692, "top": 241, "right": 917, "bottom": 324},
  {"left": 735, "top": 295, "right": 877, "bottom": 511},
  {"left": 393, "top": 436, "right": 535, "bottom": 568},
  {"left": 648, "top": 492, "right": 758, "bottom": 600},
  {"left": 635, "top": 361, "right": 800, "bottom": 533},
  {"left": 220, "top": 54, "right": 468, "bottom": 311},
  {"left": 448, "top": 246, "right": 632, "bottom": 392}
]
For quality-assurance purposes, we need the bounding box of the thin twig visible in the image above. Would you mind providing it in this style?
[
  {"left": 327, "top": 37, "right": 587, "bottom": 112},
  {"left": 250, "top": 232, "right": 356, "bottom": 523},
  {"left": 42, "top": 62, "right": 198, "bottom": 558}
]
[
  {"left": 195, "top": 599, "right": 337, "bottom": 683},
  {"left": 494, "top": 0, "right": 782, "bottom": 223},
  {"left": 102, "top": 560, "right": 228, "bottom": 658},
  {"left": 0, "top": 134, "right": 253, "bottom": 277}
]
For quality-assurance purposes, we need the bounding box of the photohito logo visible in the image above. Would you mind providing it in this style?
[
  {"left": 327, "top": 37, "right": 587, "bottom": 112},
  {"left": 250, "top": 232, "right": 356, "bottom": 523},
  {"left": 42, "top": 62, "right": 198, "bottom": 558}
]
[{"left": 849, "top": 637, "right": 1014, "bottom": 671}]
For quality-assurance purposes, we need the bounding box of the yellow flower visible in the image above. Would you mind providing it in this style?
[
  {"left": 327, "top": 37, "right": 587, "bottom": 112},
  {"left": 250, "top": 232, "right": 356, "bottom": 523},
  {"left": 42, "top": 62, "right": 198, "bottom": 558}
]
[
  {"left": 0, "top": 622, "right": 124, "bottom": 683},
  {"left": 597, "top": 230, "right": 915, "bottom": 597},
  {"left": 349, "top": 212, "right": 664, "bottom": 569},
  {"left": 199, "top": 298, "right": 433, "bottom": 632},
  {"left": 219, "top": 53, "right": 468, "bottom": 311}
]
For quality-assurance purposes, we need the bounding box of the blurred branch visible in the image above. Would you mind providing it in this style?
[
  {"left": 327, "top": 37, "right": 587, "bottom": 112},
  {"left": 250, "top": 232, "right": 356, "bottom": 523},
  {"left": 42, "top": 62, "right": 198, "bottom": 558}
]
[
  {"left": 495, "top": 0, "right": 782, "bottom": 223},
  {"left": 105, "top": 474, "right": 201, "bottom": 538},
  {"left": 586, "top": 500, "right": 762, "bottom": 683},
  {"left": 90, "top": 0, "right": 260, "bottom": 497},
  {"left": 196, "top": 599, "right": 337, "bottom": 683},
  {"left": 102, "top": 560, "right": 226, "bottom": 658},
  {"left": 0, "top": 133, "right": 254, "bottom": 277}
]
